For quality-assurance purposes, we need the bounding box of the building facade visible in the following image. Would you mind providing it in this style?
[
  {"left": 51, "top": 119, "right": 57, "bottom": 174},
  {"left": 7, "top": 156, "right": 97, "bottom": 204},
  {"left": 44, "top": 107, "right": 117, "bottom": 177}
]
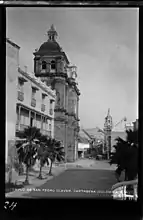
[
  {"left": 33, "top": 25, "right": 80, "bottom": 162},
  {"left": 6, "top": 38, "right": 56, "bottom": 164},
  {"left": 125, "top": 122, "right": 134, "bottom": 131},
  {"left": 78, "top": 141, "right": 90, "bottom": 158},
  {"left": 16, "top": 67, "right": 56, "bottom": 138},
  {"left": 6, "top": 38, "right": 20, "bottom": 163}
]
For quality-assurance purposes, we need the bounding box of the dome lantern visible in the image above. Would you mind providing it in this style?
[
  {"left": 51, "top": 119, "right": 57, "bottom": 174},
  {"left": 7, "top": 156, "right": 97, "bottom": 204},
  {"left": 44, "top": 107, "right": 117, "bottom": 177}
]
[{"left": 47, "top": 24, "right": 58, "bottom": 42}]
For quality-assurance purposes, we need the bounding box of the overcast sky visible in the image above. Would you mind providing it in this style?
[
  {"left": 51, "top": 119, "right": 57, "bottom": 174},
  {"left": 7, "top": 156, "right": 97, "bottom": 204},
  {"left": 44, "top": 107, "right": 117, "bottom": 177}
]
[{"left": 6, "top": 7, "right": 138, "bottom": 129}]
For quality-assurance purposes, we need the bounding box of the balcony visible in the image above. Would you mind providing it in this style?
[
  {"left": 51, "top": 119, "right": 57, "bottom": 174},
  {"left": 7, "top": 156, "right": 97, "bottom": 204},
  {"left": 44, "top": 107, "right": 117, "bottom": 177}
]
[
  {"left": 31, "top": 98, "right": 36, "bottom": 107},
  {"left": 17, "top": 91, "right": 24, "bottom": 102},
  {"left": 16, "top": 123, "right": 29, "bottom": 131},
  {"left": 41, "top": 104, "right": 45, "bottom": 112},
  {"left": 49, "top": 109, "right": 53, "bottom": 115}
]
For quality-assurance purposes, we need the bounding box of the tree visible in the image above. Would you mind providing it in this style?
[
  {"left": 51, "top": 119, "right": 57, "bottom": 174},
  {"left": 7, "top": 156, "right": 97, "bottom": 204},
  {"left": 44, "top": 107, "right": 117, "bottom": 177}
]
[
  {"left": 110, "top": 129, "right": 138, "bottom": 181},
  {"left": 45, "top": 138, "right": 65, "bottom": 176},
  {"left": 16, "top": 126, "right": 42, "bottom": 185},
  {"left": 35, "top": 137, "right": 65, "bottom": 178},
  {"left": 36, "top": 135, "right": 50, "bottom": 179}
]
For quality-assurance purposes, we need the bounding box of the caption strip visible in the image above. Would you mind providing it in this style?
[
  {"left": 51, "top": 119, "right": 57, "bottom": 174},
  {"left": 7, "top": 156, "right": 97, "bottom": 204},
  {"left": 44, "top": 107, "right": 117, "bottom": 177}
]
[{"left": 14, "top": 188, "right": 112, "bottom": 196}]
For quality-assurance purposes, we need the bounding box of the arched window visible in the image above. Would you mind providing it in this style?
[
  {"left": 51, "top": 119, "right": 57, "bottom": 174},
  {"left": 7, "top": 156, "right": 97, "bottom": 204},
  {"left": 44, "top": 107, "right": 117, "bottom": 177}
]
[
  {"left": 42, "top": 61, "right": 46, "bottom": 70},
  {"left": 51, "top": 60, "right": 56, "bottom": 70}
]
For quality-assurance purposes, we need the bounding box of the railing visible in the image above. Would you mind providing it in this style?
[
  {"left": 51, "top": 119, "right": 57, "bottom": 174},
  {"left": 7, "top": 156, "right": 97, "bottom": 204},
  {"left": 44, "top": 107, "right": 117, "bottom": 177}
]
[
  {"left": 49, "top": 109, "right": 53, "bottom": 115},
  {"left": 111, "top": 179, "right": 138, "bottom": 200},
  {"left": 41, "top": 104, "right": 45, "bottom": 112},
  {"left": 17, "top": 91, "right": 24, "bottom": 101},
  {"left": 31, "top": 98, "right": 36, "bottom": 107}
]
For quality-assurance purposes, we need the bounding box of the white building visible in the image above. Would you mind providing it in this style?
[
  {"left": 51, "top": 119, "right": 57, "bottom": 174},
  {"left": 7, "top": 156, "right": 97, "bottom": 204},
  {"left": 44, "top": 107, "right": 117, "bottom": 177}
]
[
  {"left": 78, "top": 136, "right": 90, "bottom": 158},
  {"left": 6, "top": 38, "right": 56, "bottom": 164},
  {"left": 16, "top": 67, "right": 56, "bottom": 138}
]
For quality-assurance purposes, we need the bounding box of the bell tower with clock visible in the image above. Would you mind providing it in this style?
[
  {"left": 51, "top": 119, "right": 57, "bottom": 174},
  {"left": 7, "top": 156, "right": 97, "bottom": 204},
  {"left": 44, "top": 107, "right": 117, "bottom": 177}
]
[{"left": 104, "top": 108, "right": 113, "bottom": 159}]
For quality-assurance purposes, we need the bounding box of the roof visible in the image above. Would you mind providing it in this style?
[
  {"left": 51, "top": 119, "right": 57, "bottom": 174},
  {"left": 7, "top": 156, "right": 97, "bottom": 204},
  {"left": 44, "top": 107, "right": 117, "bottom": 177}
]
[
  {"left": 79, "top": 127, "right": 104, "bottom": 140},
  {"left": 34, "top": 43, "right": 69, "bottom": 64},
  {"left": 38, "top": 41, "right": 61, "bottom": 53},
  {"left": 6, "top": 38, "right": 20, "bottom": 49},
  {"left": 79, "top": 128, "right": 127, "bottom": 148},
  {"left": 78, "top": 135, "right": 89, "bottom": 144},
  {"left": 34, "top": 38, "right": 70, "bottom": 64}
]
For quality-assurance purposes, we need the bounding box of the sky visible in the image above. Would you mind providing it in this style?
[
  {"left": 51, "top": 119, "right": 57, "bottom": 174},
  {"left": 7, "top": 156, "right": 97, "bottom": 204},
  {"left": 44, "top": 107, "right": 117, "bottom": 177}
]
[{"left": 6, "top": 7, "right": 138, "bottom": 129}]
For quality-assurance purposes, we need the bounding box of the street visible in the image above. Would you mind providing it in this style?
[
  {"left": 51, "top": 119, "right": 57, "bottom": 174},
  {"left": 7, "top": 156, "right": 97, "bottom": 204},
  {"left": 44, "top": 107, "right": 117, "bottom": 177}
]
[{"left": 9, "top": 160, "right": 118, "bottom": 198}]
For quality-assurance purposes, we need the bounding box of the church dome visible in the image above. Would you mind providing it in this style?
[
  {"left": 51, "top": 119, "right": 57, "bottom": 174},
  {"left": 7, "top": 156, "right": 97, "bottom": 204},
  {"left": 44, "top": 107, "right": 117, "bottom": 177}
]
[
  {"left": 34, "top": 25, "right": 69, "bottom": 64},
  {"left": 38, "top": 41, "right": 61, "bottom": 53}
]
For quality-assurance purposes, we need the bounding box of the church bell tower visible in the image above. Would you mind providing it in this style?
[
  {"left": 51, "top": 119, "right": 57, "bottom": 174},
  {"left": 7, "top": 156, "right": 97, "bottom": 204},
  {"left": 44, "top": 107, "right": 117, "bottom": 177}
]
[
  {"left": 104, "top": 108, "right": 112, "bottom": 159},
  {"left": 33, "top": 25, "right": 80, "bottom": 162}
]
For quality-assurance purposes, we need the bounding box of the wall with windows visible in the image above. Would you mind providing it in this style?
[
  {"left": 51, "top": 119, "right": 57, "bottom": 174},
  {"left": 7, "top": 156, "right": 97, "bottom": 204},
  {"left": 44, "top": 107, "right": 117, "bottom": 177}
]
[
  {"left": 6, "top": 39, "right": 20, "bottom": 163},
  {"left": 17, "top": 70, "right": 55, "bottom": 118},
  {"left": 16, "top": 69, "right": 56, "bottom": 138},
  {"left": 35, "top": 58, "right": 57, "bottom": 76}
]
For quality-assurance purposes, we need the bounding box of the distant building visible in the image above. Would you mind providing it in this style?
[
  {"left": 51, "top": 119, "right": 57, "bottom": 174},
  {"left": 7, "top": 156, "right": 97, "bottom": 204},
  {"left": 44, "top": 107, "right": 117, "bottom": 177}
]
[
  {"left": 125, "top": 122, "right": 134, "bottom": 131},
  {"left": 6, "top": 38, "right": 56, "bottom": 164},
  {"left": 78, "top": 136, "right": 90, "bottom": 158}
]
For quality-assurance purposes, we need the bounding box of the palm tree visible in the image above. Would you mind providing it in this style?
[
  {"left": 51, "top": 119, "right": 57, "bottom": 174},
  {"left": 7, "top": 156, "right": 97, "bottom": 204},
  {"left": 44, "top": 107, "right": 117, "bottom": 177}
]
[
  {"left": 16, "top": 126, "right": 42, "bottom": 185},
  {"left": 110, "top": 129, "right": 138, "bottom": 181},
  {"left": 35, "top": 136, "right": 65, "bottom": 178},
  {"left": 36, "top": 135, "right": 50, "bottom": 179},
  {"left": 45, "top": 138, "right": 65, "bottom": 176}
]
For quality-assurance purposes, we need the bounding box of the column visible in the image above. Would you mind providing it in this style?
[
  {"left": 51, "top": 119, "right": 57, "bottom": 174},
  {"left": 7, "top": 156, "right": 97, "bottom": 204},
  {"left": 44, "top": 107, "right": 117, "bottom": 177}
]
[
  {"left": 64, "top": 84, "right": 66, "bottom": 110},
  {"left": 64, "top": 123, "right": 67, "bottom": 163},
  {"left": 29, "top": 110, "right": 31, "bottom": 126},
  {"left": 65, "top": 84, "right": 68, "bottom": 162},
  {"left": 83, "top": 149, "right": 85, "bottom": 158},
  {"left": 41, "top": 115, "right": 43, "bottom": 134},
  {"left": 35, "top": 112, "right": 36, "bottom": 127},
  {"left": 75, "top": 131, "right": 78, "bottom": 160},
  {"left": 18, "top": 106, "right": 21, "bottom": 130},
  {"left": 76, "top": 97, "right": 79, "bottom": 119}
]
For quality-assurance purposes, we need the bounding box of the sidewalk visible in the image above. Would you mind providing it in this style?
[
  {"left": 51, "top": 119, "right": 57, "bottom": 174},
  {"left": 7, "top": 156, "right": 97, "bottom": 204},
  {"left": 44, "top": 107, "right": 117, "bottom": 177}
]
[
  {"left": 63, "top": 159, "right": 117, "bottom": 171},
  {"left": 64, "top": 158, "right": 98, "bottom": 168},
  {"left": 5, "top": 165, "right": 66, "bottom": 198},
  {"left": 90, "top": 160, "right": 117, "bottom": 171}
]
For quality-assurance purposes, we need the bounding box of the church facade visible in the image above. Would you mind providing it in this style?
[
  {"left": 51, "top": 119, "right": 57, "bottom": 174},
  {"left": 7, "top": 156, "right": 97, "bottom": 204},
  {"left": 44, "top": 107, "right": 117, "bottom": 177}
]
[{"left": 33, "top": 25, "right": 80, "bottom": 162}]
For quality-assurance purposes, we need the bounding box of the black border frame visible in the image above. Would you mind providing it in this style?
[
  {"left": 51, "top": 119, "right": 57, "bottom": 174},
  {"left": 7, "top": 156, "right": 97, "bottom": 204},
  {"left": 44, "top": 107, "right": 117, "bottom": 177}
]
[{"left": 2, "top": 1, "right": 142, "bottom": 219}]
